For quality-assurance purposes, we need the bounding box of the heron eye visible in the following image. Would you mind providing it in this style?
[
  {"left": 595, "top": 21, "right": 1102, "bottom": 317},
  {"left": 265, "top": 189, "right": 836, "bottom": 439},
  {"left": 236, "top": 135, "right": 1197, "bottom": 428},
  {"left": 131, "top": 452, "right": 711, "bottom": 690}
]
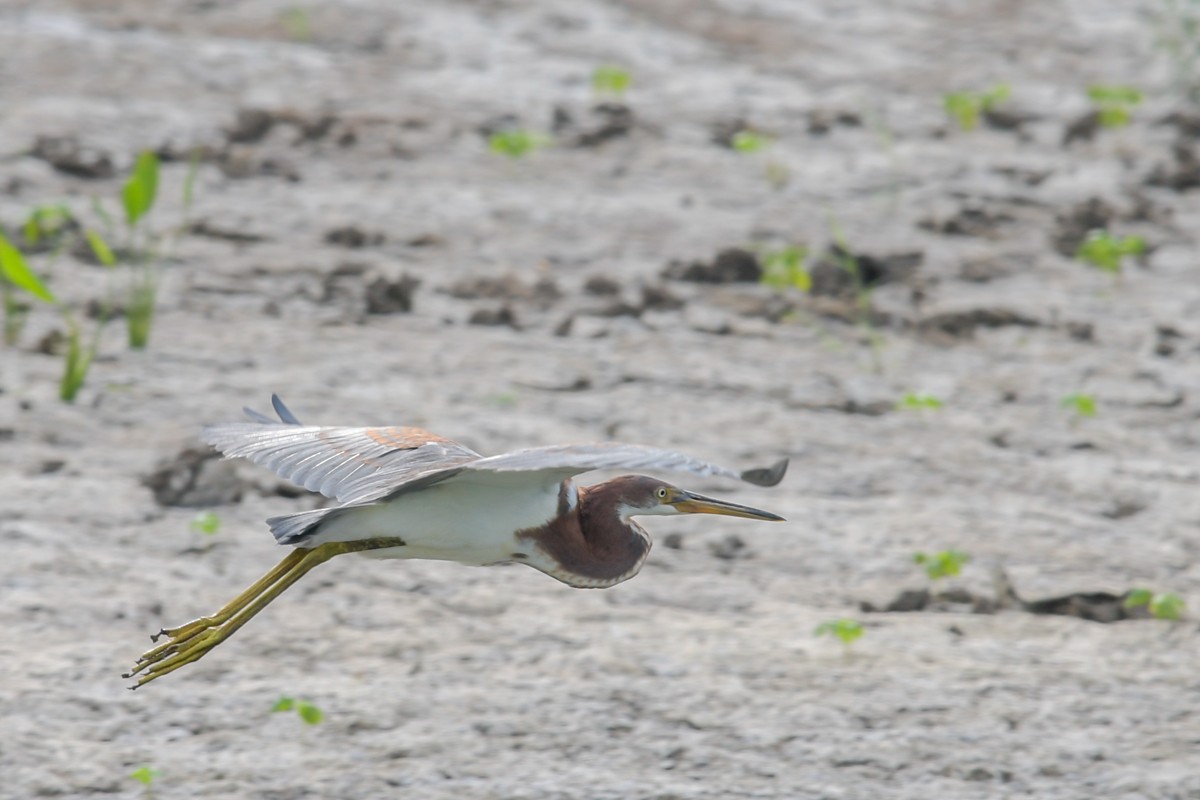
[{"left": 656, "top": 487, "right": 668, "bottom": 499}]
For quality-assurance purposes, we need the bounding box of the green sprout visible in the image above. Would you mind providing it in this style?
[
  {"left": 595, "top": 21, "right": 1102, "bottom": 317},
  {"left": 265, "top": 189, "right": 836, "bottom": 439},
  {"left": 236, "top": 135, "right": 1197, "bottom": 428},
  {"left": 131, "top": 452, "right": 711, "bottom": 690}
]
[
  {"left": 942, "top": 84, "right": 1011, "bottom": 131},
  {"left": 897, "top": 392, "right": 944, "bottom": 411},
  {"left": 130, "top": 765, "right": 160, "bottom": 798},
  {"left": 0, "top": 231, "right": 117, "bottom": 402},
  {"left": 488, "top": 129, "right": 552, "bottom": 159},
  {"left": 1076, "top": 229, "right": 1145, "bottom": 275},
  {"left": 280, "top": 7, "right": 312, "bottom": 41},
  {"left": 1086, "top": 85, "right": 1143, "bottom": 128},
  {"left": 1, "top": 233, "right": 49, "bottom": 346},
  {"left": 592, "top": 65, "right": 631, "bottom": 98},
  {"left": 130, "top": 766, "right": 159, "bottom": 785},
  {"left": 122, "top": 152, "right": 159, "bottom": 228},
  {"left": 190, "top": 511, "right": 221, "bottom": 535},
  {"left": 1061, "top": 393, "right": 1098, "bottom": 419},
  {"left": 120, "top": 151, "right": 161, "bottom": 349},
  {"left": 815, "top": 619, "right": 864, "bottom": 646},
  {"left": 22, "top": 204, "right": 74, "bottom": 248},
  {"left": 3, "top": 205, "right": 74, "bottom": 345},
  {"left": 761, "top": 245, "right": 810, "bottom": 291},
  {"left": 272, "top": 696, "right": 324, "bottom": 725},
  {"left": 731, "top": 129, "right": 769, "bottom": 154},
  {"left": 913, "top": 550, "right": 969, "bottom": 580},
  {"left": 1124, "top": 589, "right": 1186, "bottom": 620}
]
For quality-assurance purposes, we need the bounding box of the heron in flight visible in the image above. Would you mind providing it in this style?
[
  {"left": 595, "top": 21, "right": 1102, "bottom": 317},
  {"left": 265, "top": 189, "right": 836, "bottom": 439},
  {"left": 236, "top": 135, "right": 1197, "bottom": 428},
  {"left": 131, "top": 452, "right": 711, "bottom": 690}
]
[{"left": 126, "top": 395, "right": 787, "bottom": 687}]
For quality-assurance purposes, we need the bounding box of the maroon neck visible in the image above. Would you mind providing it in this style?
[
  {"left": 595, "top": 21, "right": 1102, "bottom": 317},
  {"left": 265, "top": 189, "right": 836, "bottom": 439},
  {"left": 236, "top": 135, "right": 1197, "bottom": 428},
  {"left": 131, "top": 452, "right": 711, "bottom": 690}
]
[{"left": 516, "top": 480, "right": 651, "bottom": 588}]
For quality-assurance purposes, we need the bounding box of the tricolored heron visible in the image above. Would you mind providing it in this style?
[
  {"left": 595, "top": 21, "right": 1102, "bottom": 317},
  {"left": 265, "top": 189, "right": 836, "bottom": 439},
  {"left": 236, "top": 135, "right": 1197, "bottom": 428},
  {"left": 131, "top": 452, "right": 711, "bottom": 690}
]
[{"left": 126, "top": 395, "right": 787, "bottom": 687}]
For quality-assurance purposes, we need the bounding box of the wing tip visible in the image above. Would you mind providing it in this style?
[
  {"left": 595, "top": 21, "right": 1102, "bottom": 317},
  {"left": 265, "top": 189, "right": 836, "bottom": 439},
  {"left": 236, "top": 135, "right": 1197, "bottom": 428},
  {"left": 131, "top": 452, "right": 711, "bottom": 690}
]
[
  {"left": 740, "top": 458, "right": 788, "bottom": 487},
  {"left": 241, "top": 394, "right": 303, "bottom": 425}
]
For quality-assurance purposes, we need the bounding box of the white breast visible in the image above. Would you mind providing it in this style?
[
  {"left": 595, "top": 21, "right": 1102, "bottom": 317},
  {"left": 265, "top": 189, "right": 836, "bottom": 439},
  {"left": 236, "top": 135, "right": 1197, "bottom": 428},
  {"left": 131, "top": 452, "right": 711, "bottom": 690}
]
[{"left": 310, "top": 473, "right": 563, "bottom": 566}]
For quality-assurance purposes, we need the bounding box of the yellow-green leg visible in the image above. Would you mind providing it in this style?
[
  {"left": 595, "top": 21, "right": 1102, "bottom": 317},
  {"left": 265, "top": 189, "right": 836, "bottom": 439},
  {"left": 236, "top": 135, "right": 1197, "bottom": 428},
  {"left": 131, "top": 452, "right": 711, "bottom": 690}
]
[
  {"left": 132, "top": 548, "right": 308, "bottom": 668},
  {"left": 126, "top": 537, "right": 406, "bottom": 688}
]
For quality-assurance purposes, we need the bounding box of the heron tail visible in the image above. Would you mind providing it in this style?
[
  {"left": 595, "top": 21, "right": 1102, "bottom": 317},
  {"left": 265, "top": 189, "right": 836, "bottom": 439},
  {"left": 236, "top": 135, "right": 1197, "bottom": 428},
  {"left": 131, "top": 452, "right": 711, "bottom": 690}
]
[{"left": 266, "top": 507, "right": 341, "bottom": 546}]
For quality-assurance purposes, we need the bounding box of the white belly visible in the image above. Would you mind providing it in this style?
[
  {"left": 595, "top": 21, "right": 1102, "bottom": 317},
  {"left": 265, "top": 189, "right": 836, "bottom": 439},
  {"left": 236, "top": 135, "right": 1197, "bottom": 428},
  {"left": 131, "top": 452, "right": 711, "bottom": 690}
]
[{"left": 309, "top": 475, "right": 562, "bottom": 566}]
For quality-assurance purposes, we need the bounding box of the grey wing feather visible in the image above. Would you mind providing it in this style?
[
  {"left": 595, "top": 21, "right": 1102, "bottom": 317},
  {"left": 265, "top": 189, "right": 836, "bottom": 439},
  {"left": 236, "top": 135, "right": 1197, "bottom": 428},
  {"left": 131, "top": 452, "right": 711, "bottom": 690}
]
[
  {"left": 200, "top": 422, "right": 481, "bottom": 503},
  {"left": 464, "top": 443, "right": 788, "bottom": 487},
  {"left": 243, "top": 393, "right": 303, "bottom": 425}
]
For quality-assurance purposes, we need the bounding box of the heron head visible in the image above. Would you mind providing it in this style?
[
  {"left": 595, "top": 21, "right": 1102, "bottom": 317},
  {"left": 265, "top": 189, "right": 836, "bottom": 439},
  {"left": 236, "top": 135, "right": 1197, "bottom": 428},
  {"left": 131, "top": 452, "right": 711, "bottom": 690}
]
[{"left": 614, "top": 476, "right": 784, "bottom": 521}]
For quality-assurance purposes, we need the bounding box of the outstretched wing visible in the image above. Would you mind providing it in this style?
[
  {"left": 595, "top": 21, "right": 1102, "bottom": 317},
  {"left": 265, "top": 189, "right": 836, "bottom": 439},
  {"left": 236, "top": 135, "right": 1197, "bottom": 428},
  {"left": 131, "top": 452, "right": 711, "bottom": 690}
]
[
  {"left": 201, "top": 395, "right": 481, "bottom": 504},
  {"left": 461, "top": 442, "right": 788, "bottom": 487}
]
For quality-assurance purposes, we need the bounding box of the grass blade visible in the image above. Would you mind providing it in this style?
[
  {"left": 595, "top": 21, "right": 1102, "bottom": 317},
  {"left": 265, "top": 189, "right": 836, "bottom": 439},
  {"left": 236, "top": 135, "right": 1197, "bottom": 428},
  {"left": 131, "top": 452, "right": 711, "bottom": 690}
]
[
  {"left": 122, "top": 151, "right": 160, "bottom": 227},
  {"left": 0, "top": 234, "right": 56, "bottom": 304}
]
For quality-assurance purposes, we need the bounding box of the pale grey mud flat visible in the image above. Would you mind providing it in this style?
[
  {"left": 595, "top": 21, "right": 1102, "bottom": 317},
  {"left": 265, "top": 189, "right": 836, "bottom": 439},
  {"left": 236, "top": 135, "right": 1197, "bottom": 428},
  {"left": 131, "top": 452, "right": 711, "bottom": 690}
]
[{"left": 2, "top": 2, "right": 1200, "bottom": 798}]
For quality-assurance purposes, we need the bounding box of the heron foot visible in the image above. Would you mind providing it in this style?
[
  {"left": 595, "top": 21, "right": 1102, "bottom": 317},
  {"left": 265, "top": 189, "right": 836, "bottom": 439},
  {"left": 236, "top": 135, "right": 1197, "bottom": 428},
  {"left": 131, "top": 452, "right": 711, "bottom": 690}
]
[{"left": 124, "top": 538, "right": 407, "bottom": 687}]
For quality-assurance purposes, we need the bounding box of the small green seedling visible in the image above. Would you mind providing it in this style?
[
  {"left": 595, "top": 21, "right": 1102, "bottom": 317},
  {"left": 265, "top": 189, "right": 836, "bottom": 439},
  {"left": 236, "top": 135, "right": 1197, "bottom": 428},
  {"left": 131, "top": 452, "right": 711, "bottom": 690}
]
[
  {"left": 1086, "top": 85, "right": 1143, "bottom": 128},
  {"left": 731, "top": 129, "right": 769, "bottom": 154},
  {"left": 6, "top": 228, "right": 118, "bottom": 401},
  {"left": 913, "top": 550, "right": 969, "bottom": 580},
  {"left": 121, "top": 151, "right": 161, "bottom": 349},
  {"left": 592, "top": 65, "right": 631, "bottom": 98},
  {"left": 488, "top": 129, "right": 552, "bottom": 159},
  {"left": 130, "top": 765, "right": 160, "bottom": 798},
  {"left": 22, "top": 204, "right": 74, "bottom": 248},
  {"left": 190, "top": 511, "right": 221, "bottom": 535},
  {"left": 130, "top": 766, "right": 159, "bottom": 785},
  {"left": 815, "top": 619, "right": 864, "bottom": 646},
  {"left": 1124, "top": 588, "right": 1186, "bottom": 620},
  {"left": 1061, "top": 393, "right": 1098, "bottom": 419},
  {"left": 273, "top": 696, "right": 324, "bottom": 725},
  {"left": 122, "top": 152, "right": 159, "bottom": 228},
  {"left": 280, "top": 6, "right": 313, "bottom": 41},
  {"left": 0, "top": 233, "right": 51, "bottom": 346},
  {"left": 1076, "top": 229, "right": 1145, "bottom": 275},
  {"left": 943, "top": 84, "right": 1011, "bottom": 131},
  {"left": 897, "top": 393, "right": 944, "bottom": 411},
  {"left": 760, "top": 245, "right": 810, "bottom": 291}
]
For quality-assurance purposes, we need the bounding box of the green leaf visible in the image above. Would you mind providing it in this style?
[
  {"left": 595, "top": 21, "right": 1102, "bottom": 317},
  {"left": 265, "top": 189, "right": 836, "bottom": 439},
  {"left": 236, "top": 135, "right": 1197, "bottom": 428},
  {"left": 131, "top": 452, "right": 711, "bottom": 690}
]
[
  {"left": 1061, "top": 393, "right": 1098, "bottom": 418},
  {"left": 22, "top": 205, "right": 73, "bottom": 246},
  {"left": 1123, "top": 588, "right": 1152, "bottom": 609},
  {"left": 130, "top": 766, "right": 159, "bottom": 786},
  {"left": 0, "top": 235, "right": 56, "bottom": 304},
  {"left": 943, "top": 92, "right": 980, "bottom": 131},
  {"left": 592, "top": 65, "right": 631, "bottom": 97},
  {"left": 60, "top": 322, "right": 94, "bottom": 403},
  {"left": 980, "top": 83, "right": 1011, "bottom": 110},
  {"left": 731, "top": 130, "right": 768, "bottom": 153},
  {"left": 190, "top": 511, "right": 221, "bottom": 535},
  {"left": 1097, "top": 106, "right": 1131, "bottom": 128},
  {"left": 916, "top": 549, "right": 969, "bottom": 580},
  {"left": 1150, "top": 592, "right": 1185, "bottom": 620},
  {"left": 122, "top": 151, "right": 160, "bottom": 227},
  {"left": 272, "top": 696, "right": 295, "bottom": 712},
  {"left": 488, "top": 129, "right": 551, "bottom": 159},
  {"left": 898, "top": 392, "right": 944, "bottom": 410},
  {"left": 297, "top": 701, "right": 324, "bottom": 725},
  {"left": 1087, "top": 85, "right": 1143, "bottom": 106},
  {"left": 761, "top": 245, "right": 810, "bottom": 291},
  {"left": 815, "top": 619, "right": 864, "bottom": 645},
  {"left": 85, "top": 230, "right": 117, "bottom": 267}
]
